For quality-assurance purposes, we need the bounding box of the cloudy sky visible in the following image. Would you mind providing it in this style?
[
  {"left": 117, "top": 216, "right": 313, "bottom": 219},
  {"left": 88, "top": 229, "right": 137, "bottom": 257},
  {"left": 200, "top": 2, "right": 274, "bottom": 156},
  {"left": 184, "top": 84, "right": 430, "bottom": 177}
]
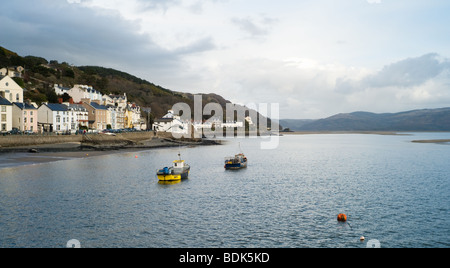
[{"left": 1, "top": 0, "right": 450, "bottom": 119}]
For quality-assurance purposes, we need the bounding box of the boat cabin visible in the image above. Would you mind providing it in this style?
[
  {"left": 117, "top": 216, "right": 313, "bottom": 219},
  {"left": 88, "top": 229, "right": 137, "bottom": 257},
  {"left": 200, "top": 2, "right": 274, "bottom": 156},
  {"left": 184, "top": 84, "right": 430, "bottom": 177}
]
[{"left": 173, "top": 160, "right": 186, "bottom": 169}]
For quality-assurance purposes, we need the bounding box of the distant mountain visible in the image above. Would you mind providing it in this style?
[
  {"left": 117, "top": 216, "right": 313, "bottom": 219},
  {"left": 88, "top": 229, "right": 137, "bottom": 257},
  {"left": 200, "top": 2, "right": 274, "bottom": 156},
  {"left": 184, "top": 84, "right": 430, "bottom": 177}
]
[
  {"left": 288, "top": 108, "right": 450, "bottom": 131},
  {"left": 279, "top": 119, "right": 317, "bottom": 131}
]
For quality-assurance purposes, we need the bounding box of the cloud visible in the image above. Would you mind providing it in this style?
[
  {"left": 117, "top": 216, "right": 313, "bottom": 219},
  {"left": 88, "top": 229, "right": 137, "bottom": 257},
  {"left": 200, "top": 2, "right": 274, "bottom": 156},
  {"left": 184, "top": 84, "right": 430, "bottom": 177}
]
[
  {"left": 336, "top": 53, "right": 450, "bottom": 93},
  {"left": 199, "top": 54, "right": 450, "bottom": 119},
  {"left": 367, "top": 0, "right": 382, "bottom": 4},
  {"left": 0, "top": 0, "right": 215, "bottom": 83},
  {"left": 231, "top": 15, "right": 278, "bottom": 38}
]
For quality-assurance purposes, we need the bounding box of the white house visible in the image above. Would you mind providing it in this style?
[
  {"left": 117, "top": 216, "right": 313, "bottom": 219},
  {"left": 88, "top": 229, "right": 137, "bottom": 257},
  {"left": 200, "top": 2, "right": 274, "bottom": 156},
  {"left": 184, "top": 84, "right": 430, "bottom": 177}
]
[
  {"left": 67, "top": 103, "right": 89, "bottom": 131},
  {"left": 153, "top": 110, "right": 190, "bottom": 135},
  {"left": 67, "top": 85, "right": 103, "bottom": 103},
  {"left": 0, "top": 75, "right": 24, "bottom": 103},
  {"left": 54, "top": 84, "right": 71, "bottom": 95},
  {"left": 104, "top": 94, "right": 127, "bottom": 129},
  {"left": 38, "top": 103, "right": 71, "bottom": 133},
  {"left": 0, "top": 97, "right": 13, "bottom": 132}
]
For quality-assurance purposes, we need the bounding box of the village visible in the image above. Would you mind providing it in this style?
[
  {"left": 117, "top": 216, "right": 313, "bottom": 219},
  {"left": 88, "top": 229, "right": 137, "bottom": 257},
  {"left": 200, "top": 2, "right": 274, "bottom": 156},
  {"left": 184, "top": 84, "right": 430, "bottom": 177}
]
[
  {"left": 1, "top": 68, "right": 146, "bottom": 135},
  {"left": 1, "top": 66, "right": 250, "bottom": 137}
]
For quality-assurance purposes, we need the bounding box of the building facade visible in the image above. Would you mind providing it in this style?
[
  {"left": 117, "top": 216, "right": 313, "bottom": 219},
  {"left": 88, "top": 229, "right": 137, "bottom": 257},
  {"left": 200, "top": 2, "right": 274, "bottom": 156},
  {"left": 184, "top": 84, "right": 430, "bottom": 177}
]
[
  {"left": 37, "top": 103, "right": 71, "bottom": 133},
  {"left": 0, "top": 76, "right": 24, "bottom": 103},
  {"left": 0, "top": 97, "right": 12, "bottom": 132},
  {"left": 82, "top": 102, "right": 108, "bottom": 130},
  {"left": 12, "top": 103, "right": 38, "bottom": 133}
]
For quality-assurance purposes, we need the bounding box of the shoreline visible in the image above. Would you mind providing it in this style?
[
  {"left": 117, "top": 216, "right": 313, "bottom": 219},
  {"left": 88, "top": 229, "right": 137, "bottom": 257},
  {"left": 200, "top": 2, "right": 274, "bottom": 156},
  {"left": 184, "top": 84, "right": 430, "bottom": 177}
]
[
  {"left": 281, "top": 131, "right": 411, "bottom": 136},
  {"left": 412, "top": 139, "right": 450, "bottom": 144},
  {"left": 0, "top": 134, "right": 222, "bottom": 170}
]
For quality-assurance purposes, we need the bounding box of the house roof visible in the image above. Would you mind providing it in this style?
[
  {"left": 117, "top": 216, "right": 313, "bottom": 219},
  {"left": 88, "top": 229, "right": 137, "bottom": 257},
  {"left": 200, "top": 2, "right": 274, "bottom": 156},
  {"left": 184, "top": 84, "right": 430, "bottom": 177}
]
[
  {"left": 68, "top": 104, "right": 87, "bottom": 111},
  {"left": 45, "top": 103, "right": 68, "bottom": 111},
  {"left": 0, "top": 96, "right": 12, "bottom": 106},
  {"left": 89, "top": 102, "right": 108, "bottom": 110},
  {"left": 13, "top": 102, "right": 37, "bottom": 110}
]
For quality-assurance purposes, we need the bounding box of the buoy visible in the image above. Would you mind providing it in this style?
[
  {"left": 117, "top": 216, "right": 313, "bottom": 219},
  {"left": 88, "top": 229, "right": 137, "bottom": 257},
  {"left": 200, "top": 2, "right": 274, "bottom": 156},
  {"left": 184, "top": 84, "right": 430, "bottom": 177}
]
[
  {"left": 337, "top": 213, "right": 347, "bottom": 222},
  {"left": 360, "top": 236, "right": 365, "bottom": 242},
  {"left": 135, "top": 155, "right": 138, "bottom": 158}
]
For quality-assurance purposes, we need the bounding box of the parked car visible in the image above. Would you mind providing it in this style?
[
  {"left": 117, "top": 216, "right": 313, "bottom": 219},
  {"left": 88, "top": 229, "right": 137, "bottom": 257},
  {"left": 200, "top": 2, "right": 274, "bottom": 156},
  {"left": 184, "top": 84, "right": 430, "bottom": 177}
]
[
  {"left": 8, "top": 128, "right": 22, "bottom": 135},
  {"left": 23, "top": 130, "right": 36, "bottom": 135}
]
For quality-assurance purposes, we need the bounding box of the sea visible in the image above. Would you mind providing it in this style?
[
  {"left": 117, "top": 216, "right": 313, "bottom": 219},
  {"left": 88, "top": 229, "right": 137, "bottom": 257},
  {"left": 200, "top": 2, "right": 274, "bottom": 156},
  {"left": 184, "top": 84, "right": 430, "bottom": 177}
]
[{"left": 0, "top": 133, "right": 449, "bottom": 248}]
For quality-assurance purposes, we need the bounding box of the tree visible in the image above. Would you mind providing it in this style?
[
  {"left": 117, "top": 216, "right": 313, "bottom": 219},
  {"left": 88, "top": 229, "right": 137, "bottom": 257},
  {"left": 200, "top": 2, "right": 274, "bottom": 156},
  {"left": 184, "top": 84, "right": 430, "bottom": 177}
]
[
  {"left": 61, "top": 93, "right": 72, "bottom": 102},
  {"left": 46, "top": 90, "right": 58, "bottom": 103},
  {"left": 63, "top": 68, "right": 75, "bottom": 78}
]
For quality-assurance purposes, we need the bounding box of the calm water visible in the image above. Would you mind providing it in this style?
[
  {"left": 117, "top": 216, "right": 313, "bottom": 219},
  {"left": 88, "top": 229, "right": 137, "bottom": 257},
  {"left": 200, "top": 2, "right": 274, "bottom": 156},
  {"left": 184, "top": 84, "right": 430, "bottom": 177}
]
[{"left": 0, "top": 133, "right": 449, "bottom": 248}]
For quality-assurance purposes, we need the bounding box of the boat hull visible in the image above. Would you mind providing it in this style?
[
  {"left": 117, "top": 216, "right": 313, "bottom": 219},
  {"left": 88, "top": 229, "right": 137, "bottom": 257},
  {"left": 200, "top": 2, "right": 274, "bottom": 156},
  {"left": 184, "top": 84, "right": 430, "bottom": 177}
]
[
  {"left": 225, "top": 162, "right": 248, "bottom": 170},
  {"left": 157, "top": 170, "right": 190, "bottom": 181}
]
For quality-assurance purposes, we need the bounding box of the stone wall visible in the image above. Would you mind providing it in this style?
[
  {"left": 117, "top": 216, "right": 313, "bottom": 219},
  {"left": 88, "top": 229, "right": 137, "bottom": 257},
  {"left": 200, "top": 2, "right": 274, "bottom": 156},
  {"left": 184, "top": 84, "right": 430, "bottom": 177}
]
[
  {"left": 0, "top": 135, "right": 81, "bottom": 148},
  {"left": 0, "top": 132, "right": 156, "bottom": 148}
]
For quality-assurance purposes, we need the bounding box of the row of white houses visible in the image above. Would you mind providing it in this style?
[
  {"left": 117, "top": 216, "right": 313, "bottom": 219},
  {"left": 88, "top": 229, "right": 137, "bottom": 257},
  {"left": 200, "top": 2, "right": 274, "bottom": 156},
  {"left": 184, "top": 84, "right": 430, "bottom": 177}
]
[{"left": 152, "top": 110, "right": 251, "bottom": 135}]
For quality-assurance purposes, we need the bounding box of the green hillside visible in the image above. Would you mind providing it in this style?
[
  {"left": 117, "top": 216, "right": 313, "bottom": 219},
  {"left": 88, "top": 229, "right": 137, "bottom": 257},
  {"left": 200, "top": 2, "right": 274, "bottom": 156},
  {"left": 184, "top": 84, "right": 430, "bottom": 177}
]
[{"left": 0, "top": 46, "right": 233, "bottom": 119}]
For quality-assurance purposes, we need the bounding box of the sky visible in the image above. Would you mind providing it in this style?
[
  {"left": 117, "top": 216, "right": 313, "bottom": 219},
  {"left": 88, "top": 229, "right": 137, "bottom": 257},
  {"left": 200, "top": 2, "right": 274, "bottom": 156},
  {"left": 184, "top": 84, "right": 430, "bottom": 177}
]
[{"left": 1, "top": 0, "right": 450, "bottom": 119}]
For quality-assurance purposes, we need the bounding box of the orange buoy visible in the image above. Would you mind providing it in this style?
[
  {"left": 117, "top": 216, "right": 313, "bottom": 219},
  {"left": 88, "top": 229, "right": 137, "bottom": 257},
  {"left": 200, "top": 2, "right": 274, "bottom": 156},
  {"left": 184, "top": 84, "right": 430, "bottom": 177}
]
[{"left": 337, "top": 213, "right": 347, "bottom": 222}]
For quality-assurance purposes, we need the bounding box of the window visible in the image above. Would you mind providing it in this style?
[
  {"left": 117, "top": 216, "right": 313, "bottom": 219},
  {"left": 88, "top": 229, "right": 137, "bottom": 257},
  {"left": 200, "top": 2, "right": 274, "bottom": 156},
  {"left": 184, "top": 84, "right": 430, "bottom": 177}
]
[
  {"left": 1, "top": 106, "right": 5, "bottom": 112},
  {"left": 30, "top": 111, "right": 33, "bottom": 116},
  {"left": 1, "top": 124, "right": 6, "bottom": 131},
  {"left": 1, "top": 114, "right": 6, "bottom": 122},
  {"left": 16, "top": 94, "right": 20, "bottom": 102},
  {"left": 31, "top": 118, "right": 33, "bottom": 123}
]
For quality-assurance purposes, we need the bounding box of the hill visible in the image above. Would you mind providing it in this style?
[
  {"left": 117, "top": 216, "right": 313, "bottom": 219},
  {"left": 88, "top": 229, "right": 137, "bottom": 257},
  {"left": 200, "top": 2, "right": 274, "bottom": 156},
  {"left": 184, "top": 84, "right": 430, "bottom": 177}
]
[
  {"left": 0, "top": 46, "right": 267, "bottom": 123},
  {"left": 284, "top": 108, "right": 450, "bottom": 132}
]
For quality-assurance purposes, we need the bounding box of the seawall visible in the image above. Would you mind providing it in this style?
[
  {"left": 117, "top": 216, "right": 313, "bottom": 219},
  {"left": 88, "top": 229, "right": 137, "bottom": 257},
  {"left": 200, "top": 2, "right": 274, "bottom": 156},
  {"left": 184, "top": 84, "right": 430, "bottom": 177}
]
[
  {"left": 0, "top": 132, "right": 218, "bottom": 153},
  {"left": 0, "top": 132, "right": 157, "bottom": 148}
]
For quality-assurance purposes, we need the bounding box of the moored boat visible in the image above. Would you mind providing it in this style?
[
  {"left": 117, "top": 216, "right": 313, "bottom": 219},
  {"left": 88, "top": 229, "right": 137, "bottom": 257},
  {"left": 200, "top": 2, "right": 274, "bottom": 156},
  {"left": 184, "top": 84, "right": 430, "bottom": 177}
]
[
  {"left": 225, "top": 153, "right": 248, "bottom": 170},
  {"left": 157, "top": 154, "right": 190, "bottom": 181}
]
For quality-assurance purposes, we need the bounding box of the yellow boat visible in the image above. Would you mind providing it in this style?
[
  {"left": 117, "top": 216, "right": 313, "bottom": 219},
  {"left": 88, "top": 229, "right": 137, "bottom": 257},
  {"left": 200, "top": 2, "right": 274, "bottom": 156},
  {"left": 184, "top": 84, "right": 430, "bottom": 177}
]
[{"left": 157, "top": 155, "right": 190, "bottom": 182}]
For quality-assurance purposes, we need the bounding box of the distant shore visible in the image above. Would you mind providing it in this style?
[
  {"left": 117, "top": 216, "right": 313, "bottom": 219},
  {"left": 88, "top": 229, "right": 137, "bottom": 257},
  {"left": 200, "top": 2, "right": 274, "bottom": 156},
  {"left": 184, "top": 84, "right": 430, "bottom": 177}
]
[
  {"left": 281, "top": 131, "right": 410, "bottom": 136},
  {"left": 412, "top": 139, "right": 450, "bottom": 144}
]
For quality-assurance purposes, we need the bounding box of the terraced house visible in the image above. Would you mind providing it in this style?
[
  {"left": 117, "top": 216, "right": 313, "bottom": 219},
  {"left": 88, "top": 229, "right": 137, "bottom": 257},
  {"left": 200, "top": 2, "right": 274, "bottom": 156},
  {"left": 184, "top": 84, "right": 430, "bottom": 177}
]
[
  {"left": 0, "top": 96, "right": 12, "bottom": 132},
  {"left": 12, "top": 102, "right": 38, "bottom": 133},
  {"left": 37, "top": 103, "right": 71, "bottom": 133},
  {"left": 82, "top": 101, "right": 108, "bottom": 130}
]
